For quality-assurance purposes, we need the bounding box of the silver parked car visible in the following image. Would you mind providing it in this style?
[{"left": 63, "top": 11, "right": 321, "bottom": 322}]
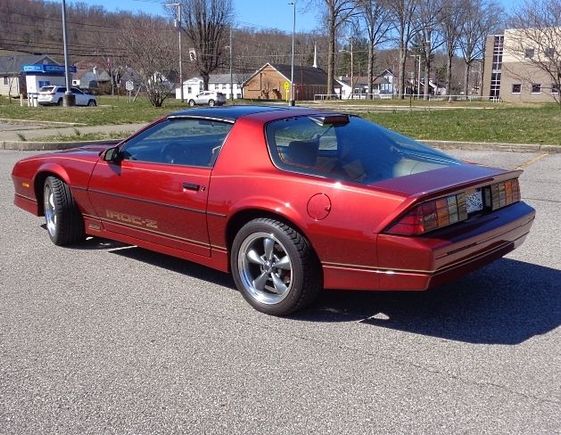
[
  {"left": 37, "top": 86, "right": 97, "bottom": 107},
  {"left": 187, "top": 91, "right": 226, "bottom": 107}
]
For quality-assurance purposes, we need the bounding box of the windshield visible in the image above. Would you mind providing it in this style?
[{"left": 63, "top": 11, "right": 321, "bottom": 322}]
[{"left": 265, "top": 115, "right": 461, "bottom": 184}]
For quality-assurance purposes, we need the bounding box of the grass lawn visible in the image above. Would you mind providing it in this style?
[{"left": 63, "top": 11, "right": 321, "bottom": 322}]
[
  {"left": 1, "top": 95, "right": 560, "bottom": 145},
  {"left": 361, "top": 104, "right": 561, "bottom": 145},
  {"left": 0, "top": 95, "right": 187, "bottom": 126}
]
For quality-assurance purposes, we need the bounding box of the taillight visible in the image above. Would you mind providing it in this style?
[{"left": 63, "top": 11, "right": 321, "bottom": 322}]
[
  {"left": 386, "top": 178, "right": 521, "bottom": 236},
  {"left": 386, "top": 192, "right": 468, "bottom": 236},
  {"left": 485, "top": 178, "right": 520, "bottom": 210}
]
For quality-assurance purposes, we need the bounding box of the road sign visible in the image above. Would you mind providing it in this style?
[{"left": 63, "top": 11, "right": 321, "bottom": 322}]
[
  {"left": 283, "top": 81, "right": 290, "bottom": 91},
  {"left": 125, "top": 80, "right": 134, "bottom": 91}
]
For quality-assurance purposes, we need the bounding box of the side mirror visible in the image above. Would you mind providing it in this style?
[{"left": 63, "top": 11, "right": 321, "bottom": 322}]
[{"left": 102, "top": 146, "right": 122, "bottom": 163}]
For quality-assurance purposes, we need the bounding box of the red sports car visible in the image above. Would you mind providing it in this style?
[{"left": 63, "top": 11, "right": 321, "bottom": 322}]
[{"left": 12, "top": 106, "right": 535, "bottom": 315}]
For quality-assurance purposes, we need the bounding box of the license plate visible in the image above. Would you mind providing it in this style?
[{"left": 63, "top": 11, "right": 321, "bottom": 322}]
[{"left": 466, "top": 189, "right": 483, "bottom": 213}]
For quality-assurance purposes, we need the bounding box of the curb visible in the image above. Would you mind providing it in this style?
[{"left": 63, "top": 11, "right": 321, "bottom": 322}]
[
  {"left": 1, "top": 138, "right": 559, "bottom": 153},
  {"left": 1, "top": 139, "right": 121, "bottom": 151},
  {"left": 425, "top": 140, "right": 561, "bottom": 153}
]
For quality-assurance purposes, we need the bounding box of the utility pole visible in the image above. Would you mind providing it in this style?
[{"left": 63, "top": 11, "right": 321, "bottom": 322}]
[
  {"left": 229, "top": 26, "right": 233, "bottom": 102},
  {"left": 289, "top": 1, "right": 296, "bottom": 106},
  {"left": 350, "top": 38, "right": 354, "bottom": 100},
  {"left": 172, "top": 3, "right": 184, "bottom": 103},
  {"left": 61, "top": 0, "right": 75, "bottom": 107}
]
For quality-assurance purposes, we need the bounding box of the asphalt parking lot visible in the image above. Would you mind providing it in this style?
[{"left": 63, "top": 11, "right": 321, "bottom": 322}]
[{"left": 1, "top": 149, "right": 560, "bottom": 433}]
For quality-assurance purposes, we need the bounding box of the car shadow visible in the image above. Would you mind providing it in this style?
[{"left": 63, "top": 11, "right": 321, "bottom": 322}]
[
  {"left": 63, "top": 234, "right": 561, "bottom": 345},
  {"left": 295, "top": 258, "right": 561, "bottom": 345}
]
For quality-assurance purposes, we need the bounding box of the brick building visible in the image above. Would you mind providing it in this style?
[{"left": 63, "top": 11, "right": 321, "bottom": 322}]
[{"left": 243, "top": 63, "right": 330, "bottom": 101}]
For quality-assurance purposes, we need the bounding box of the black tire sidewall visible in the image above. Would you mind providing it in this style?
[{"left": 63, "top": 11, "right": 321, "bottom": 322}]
[{"left": 231, "top": 219, "right": 308, "bottom": 316}]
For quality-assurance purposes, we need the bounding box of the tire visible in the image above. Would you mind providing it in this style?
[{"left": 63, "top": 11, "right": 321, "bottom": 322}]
[
  {"left": 208, "top": 99, "right": 215, "bottom": 107},
  {"left": 231, "top": 218, "right": 322, "bottom": 316},
  {"left": 188, "top": 99, "right": 196, "bottom": 107},
  {"left": 87, "top": 99, "right": 97, "bottom": 107},
  {"left": 43, "top": 176, "right": 85, "bottom": 246}
]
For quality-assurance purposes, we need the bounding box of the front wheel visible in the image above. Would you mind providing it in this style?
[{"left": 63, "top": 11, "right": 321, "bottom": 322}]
[
  {"left": 43, "top": 176, "right": 85, "bottom": 246},
  {"left": 231, "top": 218, "right": 321, "bottom": 316},
  {"left": 208, "top": 99, "right": 215, "bottom": 107},
  {"left": 87, "top": 99, "right": 96, "bottom": 106},
  {"left": 188, "top": 99, "right": 195, "bottom": 107}
]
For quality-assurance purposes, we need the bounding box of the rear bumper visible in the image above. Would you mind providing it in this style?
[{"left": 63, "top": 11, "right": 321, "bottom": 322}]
[{"left": 323, "top": 201, "right": 535, "bottom": 291}]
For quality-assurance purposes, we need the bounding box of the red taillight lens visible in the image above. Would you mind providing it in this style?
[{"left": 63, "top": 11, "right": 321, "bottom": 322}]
[
  {"left": 387, "top": 192, "right": 468, "bottom": 236},
  {"left": 386, "top": 178, "right": 521, "bottom": 236}
]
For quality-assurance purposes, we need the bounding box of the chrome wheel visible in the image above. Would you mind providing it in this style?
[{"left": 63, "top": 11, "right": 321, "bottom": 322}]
[
  {"left": 237, "top": 232, "right": 293, "bottom": 305},
  {"left": 44, "top": 183, "right": 57, "bottom": 237}
]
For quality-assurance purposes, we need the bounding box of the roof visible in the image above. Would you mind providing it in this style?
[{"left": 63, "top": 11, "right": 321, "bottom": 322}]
[
  {"left": 0, "top": 54, "right": 59, "bottom": 75},
  {"left": 243, "top": 63, "right": 329, "bottom": 86},
  {"left": 169, "top": 105, "right": 291, "bottom": 122},
  {"left": 209, "top": 73, "right": 251, "bottom": 84},
  {"left": 271, "top": 64, "right": 328, "bottom": 85}
]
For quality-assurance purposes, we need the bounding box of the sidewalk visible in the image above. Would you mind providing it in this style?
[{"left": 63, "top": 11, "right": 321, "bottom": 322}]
[{"left": 1, "top": 121, "right": 560, "bottom": 153}]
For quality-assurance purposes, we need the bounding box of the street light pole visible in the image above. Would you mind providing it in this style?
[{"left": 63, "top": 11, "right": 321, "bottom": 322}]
[
  {"left": 172, "top": 3, "right": 184, "bottom": 103},
  {"left": 289, "top": 1, "right": 296, "bottom": 106},
  {"left": 61, "top": 0, "right": 74, "bottom": 107},
  {"left": 229, "top": 26, "right": 233, "bottom": 102}
]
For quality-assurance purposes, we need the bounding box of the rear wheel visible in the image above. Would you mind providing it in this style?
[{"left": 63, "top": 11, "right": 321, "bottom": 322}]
[
  {"left": 43, "top": 176, "right": 85, "bottom": 246},
  {"left": 188, "top": 99, "right": 195, "bottom": 107},
  {"left": 231, "top": 218, "right": 321, "bottom": 316},
  {"left": 208, "top": 99, "right": 215, "bottom": 107}
]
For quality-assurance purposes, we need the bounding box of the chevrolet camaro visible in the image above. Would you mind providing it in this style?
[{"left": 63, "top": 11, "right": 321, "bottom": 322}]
[{"left": 12, "top": 105, "right": 535, "bottom": 315}]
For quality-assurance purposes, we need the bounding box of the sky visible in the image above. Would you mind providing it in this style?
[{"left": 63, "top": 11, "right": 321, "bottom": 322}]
[{"left": 67, "top": 0, "right": 522, "bottom": 34}]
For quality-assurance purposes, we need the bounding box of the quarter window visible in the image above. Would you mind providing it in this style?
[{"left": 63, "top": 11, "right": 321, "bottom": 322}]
[
  {"left": 512, "top": 84, "right": 521, "bottom": 94},
  {"left": 120, "top": 118, "right": 232, "bottom": 167}
]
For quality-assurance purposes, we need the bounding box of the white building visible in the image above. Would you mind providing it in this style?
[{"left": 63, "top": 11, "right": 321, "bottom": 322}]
[
  {"left": 335, "top": 69, "right": 397, "bottom": 99},
  {"left": 176, "top": 73, "right": 248, "bottom": 100}
]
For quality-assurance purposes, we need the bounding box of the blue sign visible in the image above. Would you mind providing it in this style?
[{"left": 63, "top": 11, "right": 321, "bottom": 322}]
[{"left": 22, "top": 64, "right": 77, "bottom": 74}]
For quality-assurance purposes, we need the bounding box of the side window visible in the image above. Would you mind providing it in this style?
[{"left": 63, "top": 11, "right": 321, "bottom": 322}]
[{"left": 120, "top": 118, "right": 233, "bottom": 167}]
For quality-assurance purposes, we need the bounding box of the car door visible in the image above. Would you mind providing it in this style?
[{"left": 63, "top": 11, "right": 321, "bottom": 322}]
[
  {"left": 87, "top": 117, "right": 233, "bottom": 256},
  {"left": 71, "top": 87, "right": 86, "bottom": 105}
]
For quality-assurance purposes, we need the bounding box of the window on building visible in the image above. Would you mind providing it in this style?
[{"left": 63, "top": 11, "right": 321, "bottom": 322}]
[
  {"left": 552, "top": 83, "right": 560, "bottom": 94},
  {"left": 525, "top": 48, "right": 535, "bottom": 58},
  {"left": 3, "top": 76, "right": 8, "bottom": 85},
  {"left": 187, "top": 86, "right": 192, "bottom": 94},
  {"left": 545, "top": 47, "right": 555, "bottom": 58},
  {"left": 512, "top": 84, "right": 521, "bottom": 94},
  {"left": 531, "top": 83, "right": 541, "bottom": 93}
]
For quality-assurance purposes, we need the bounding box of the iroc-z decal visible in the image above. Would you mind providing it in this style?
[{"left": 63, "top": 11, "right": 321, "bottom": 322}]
[{"left": 105, "top": 210, "right": 158, "bottom": 230}]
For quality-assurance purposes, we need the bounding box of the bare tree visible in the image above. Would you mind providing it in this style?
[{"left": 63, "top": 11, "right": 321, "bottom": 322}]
[
  {"left": 458, "top": 0, "right": 503, "bottom": 97},
  {"left": 316, "top": 0, "right": 357, "bottom": 95},
  {"left": 386, "top": 0, "right": 420, "bottom": 98},
  {"left": 440, "top": 0, "right": 466, "bottom": 98},
  {"left": 415, "top": 0, "right": 446, "bottom": 99},
  {"left": 508, "top": 0, "right": 561, "bottom": 106},
  {"left": 119, "top": 16, "right": 177, "bottom": 107},
  {"left": 355, "top": 0, "right": 392, "bottom": 98},
  {"left": 177, "top": 0, "right": 233, "bottom": 90}
]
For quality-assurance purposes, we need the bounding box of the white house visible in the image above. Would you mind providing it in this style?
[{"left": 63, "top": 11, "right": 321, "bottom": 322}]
[
  {"left": 335, "top": 69, "right": 397, "bottom": 99},
  {"left": 176, "top": 73, "right": 248, "bottom": 100}
]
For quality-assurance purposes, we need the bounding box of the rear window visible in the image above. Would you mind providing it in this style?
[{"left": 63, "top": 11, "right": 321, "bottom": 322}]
[
  {"left": 265, "top": 115, "right": 461, "bottom": 184},
  {"left": 39, "top": 86, "right": 55, "bottom": 92}
]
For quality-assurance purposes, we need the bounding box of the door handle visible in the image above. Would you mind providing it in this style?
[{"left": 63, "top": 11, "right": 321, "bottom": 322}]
[{"left": 182, "top": 182, "right": 200, "bottom": 191}]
